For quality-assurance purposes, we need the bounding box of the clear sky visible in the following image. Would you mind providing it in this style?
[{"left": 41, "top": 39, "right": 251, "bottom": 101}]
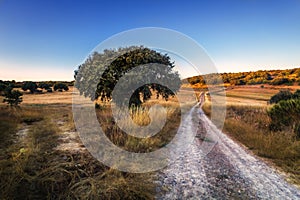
[{"left": 0, "top": 0, "right": 300, "bottom": 81}]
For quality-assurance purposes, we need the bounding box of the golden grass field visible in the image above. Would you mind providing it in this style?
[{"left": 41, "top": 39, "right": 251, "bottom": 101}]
[
  {"left": 0, "top": 87, "right": 158, "bottom": 199},
  {"left": 0, "top": 86, "right": 200, "bottom": 199}
]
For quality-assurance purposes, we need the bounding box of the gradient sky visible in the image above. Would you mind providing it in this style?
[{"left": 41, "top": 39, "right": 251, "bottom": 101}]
[{"left": 1, "top": 0, "right": 300, "bottom": 81}]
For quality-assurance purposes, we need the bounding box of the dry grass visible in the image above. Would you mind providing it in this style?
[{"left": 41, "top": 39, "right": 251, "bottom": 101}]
[
  {"left": 0, "top": 86, "right": 188, "bottom": 199},
  {"left": 203, "top": 102, "right": 300, "bottom": 185},
  {"left": 208, "top": 84, "right": 300, "bottom": 106},
  {"left": 97, "top": 100, "right": 182, "bottom": 153},
  {"left": 0, "top": 105, "right": 160, "bottom": 199}
]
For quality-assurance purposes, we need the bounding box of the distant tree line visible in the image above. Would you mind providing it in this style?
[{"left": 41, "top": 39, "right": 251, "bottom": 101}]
[
  {"left": 187, "top": 68, "right": 300, "bottom": 86},
  {"left": 0, "top": 80, "right": 73, "bottom": 106}
]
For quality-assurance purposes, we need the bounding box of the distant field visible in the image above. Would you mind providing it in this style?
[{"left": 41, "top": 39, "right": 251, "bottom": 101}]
[
  {"left": 215, "top": 84, "right": 300, "bottom": 106},
  {"left": 1, "top": 86, "right": 199, "bottom": 106},
  {"left": 1, "top": 84, "right": 299, "bottom": 107}
]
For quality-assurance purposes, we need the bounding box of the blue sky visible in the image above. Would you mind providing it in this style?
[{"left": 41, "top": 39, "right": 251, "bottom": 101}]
[{"left": 0, "top": 0, "right": 300, "bottom": 81}]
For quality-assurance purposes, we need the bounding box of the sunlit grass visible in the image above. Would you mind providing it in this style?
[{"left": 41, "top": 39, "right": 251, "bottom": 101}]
[
  {"left": 0, "top": 98, "right": 184, "bottom": 199},
  {"left": 97, "top": 100, "right": 182, "bottom": 153}
]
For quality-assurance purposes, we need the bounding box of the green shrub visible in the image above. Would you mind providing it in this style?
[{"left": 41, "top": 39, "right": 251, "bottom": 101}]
[
  {"left": 22, "top": 81, "right": 37, "bottom": 93},
  {"left": 293, "top": 89, "right": 300, "bottom": 99},
  {"left": 268, "top": 99, "right": 300, "bottom": 138},
  {"left": 54, "top": 83, "right": 69, "bottom": 91},
  {"left": 270, "top": 77, "right": 290, "bottom": 85},
  {"left": 269, "top": 90, "right": 293, "bottom": 104},
  {"left": 3, "top": 88, "right": 23, "bottom": 106}
]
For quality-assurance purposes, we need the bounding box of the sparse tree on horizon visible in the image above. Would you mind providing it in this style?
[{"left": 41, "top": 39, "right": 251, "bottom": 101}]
[
  {"left": 3, "top": 87, "right": 23, "bottom": 106},
  {"left": 22, "top": 81, "right": 37, "bottom": 93},
  {"left": 54, "top": 83, "right": 69, "bottom": 91}
]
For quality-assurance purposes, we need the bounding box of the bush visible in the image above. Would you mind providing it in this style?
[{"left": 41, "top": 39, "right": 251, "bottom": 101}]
[
  {"left": 54, "top": 83, "right": 69, "bottom": 91},
  {"left": 270, "top": 77, "right": 290, "bottom": 85},
  {"left": 3, "top": 88, "right": 23, "bottom": 106},
  {"left": 268, "top": 99, "right": 300, "bottom": 138},
  {"left": 38, "top": 82, "right": 51, "bottom": 90},
  {"left": 22, "top": 81, "right": 37, "bottom": 93},
  {"left": 293, "top": 89, "right": 300, "bottom": 99},
  {"left": 0, "top": 83, "right": 7, "bottom": 92},
  {"left": 269, "top": 90, "right": 293, "bottom": 104}
]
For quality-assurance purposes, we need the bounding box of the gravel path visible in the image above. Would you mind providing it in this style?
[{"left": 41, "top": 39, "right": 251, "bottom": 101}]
[{"left": 156, "top": 104, "right": 300, "bottom": 199}]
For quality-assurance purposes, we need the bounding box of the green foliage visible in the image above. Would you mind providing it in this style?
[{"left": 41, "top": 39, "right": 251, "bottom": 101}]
[
  {"left": 54, "top": 83, "right": 69, "bottom": 91},
  {"left": 22, "top": 81, "right": 37, "bottom": 93},
  {"left": 268, "top": 90, "right": 300, "bottom": 138},
  {"left": 269, "top": 90, "right": 293, "bottom": 104},
  {"left": 74, "top": 46, "right": 181, "bottom": 107},
  {"left": 293, "top": 89, "right": 300, "bottom": 99},
  {"left": 268, "top": 99, "right": 300, "bottom": 138},
  {"left": 270, "top": 77, "right": 290, "bottom": 85},
  {"left": 3, "top": 88, "right": 23, "bottom": 106},
  {"left": 38, "top": 82, "right": 51, "bottom": 90},
  {"left": 0, "top": 83, "right": 8, "bottom": 94}
]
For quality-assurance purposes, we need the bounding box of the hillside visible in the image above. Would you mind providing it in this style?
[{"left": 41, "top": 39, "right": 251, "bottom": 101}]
[{"left": 186, "top": 68, "right": 300, "bottom": 87}]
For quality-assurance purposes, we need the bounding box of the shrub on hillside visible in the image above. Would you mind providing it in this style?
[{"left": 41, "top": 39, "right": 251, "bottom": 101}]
[
  {"left": 269, "top": 90, "right": 293, "bottom": 104},
  {"left": 268, "top": 99, "right": 300, "bottom": 139},
  {"left": 270, "top": 77, "right": 290, "bottom": 85},
  {"left": 293, "top": 89, "right": 300, "bottom": 99}
]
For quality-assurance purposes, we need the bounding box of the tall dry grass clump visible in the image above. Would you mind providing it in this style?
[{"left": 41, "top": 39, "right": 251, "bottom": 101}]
[{"left": 97, "top": 101, "right": 181, "bottom": 153}]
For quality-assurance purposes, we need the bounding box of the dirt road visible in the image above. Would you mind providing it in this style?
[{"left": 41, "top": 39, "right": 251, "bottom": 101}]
[{"left": 156, "top": 101, "right": 300, "bottom": 199}]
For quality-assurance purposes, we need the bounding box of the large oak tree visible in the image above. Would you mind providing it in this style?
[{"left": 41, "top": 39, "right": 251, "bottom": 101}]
[{"left": 74, "top": 46, "right": 181, "bottom": 107}]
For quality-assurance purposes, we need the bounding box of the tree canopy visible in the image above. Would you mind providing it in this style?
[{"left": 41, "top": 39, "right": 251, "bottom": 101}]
[
  {"left": 74, "top": 46, "right": 181, "bottom": 107},
  {"left": 54, "top": 83, "right": 69, "bottom": 91},
  {"left": 3, "top": 88, "right": 23, "bottom": 106},
  {"left": 38, "top": 82, "right": 51, "bottom": 90},
  {"left": 22, "top": 81, "right": 37, "bottom": 93}
]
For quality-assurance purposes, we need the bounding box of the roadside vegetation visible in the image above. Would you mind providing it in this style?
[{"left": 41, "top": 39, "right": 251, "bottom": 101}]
[
  {"left": 203, "top": 89, "right": 300, "bottom": 185},
  {"left": 0, "top": 104, "right": 168, "bottom": 199}
]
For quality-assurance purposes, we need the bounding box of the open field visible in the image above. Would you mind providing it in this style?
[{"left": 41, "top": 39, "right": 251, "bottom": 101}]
[
  {"left": 1, "top": 86, "right": 194, "bottom": 199},
  {"left": 0, "top": 92, "right": 152, "bottom": 199},
  {"left": 221, "top": 84, "right": 300, "bottom": 106},
  {"left": 1, "top": 84, "right": 300, "bottom": 198}
]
